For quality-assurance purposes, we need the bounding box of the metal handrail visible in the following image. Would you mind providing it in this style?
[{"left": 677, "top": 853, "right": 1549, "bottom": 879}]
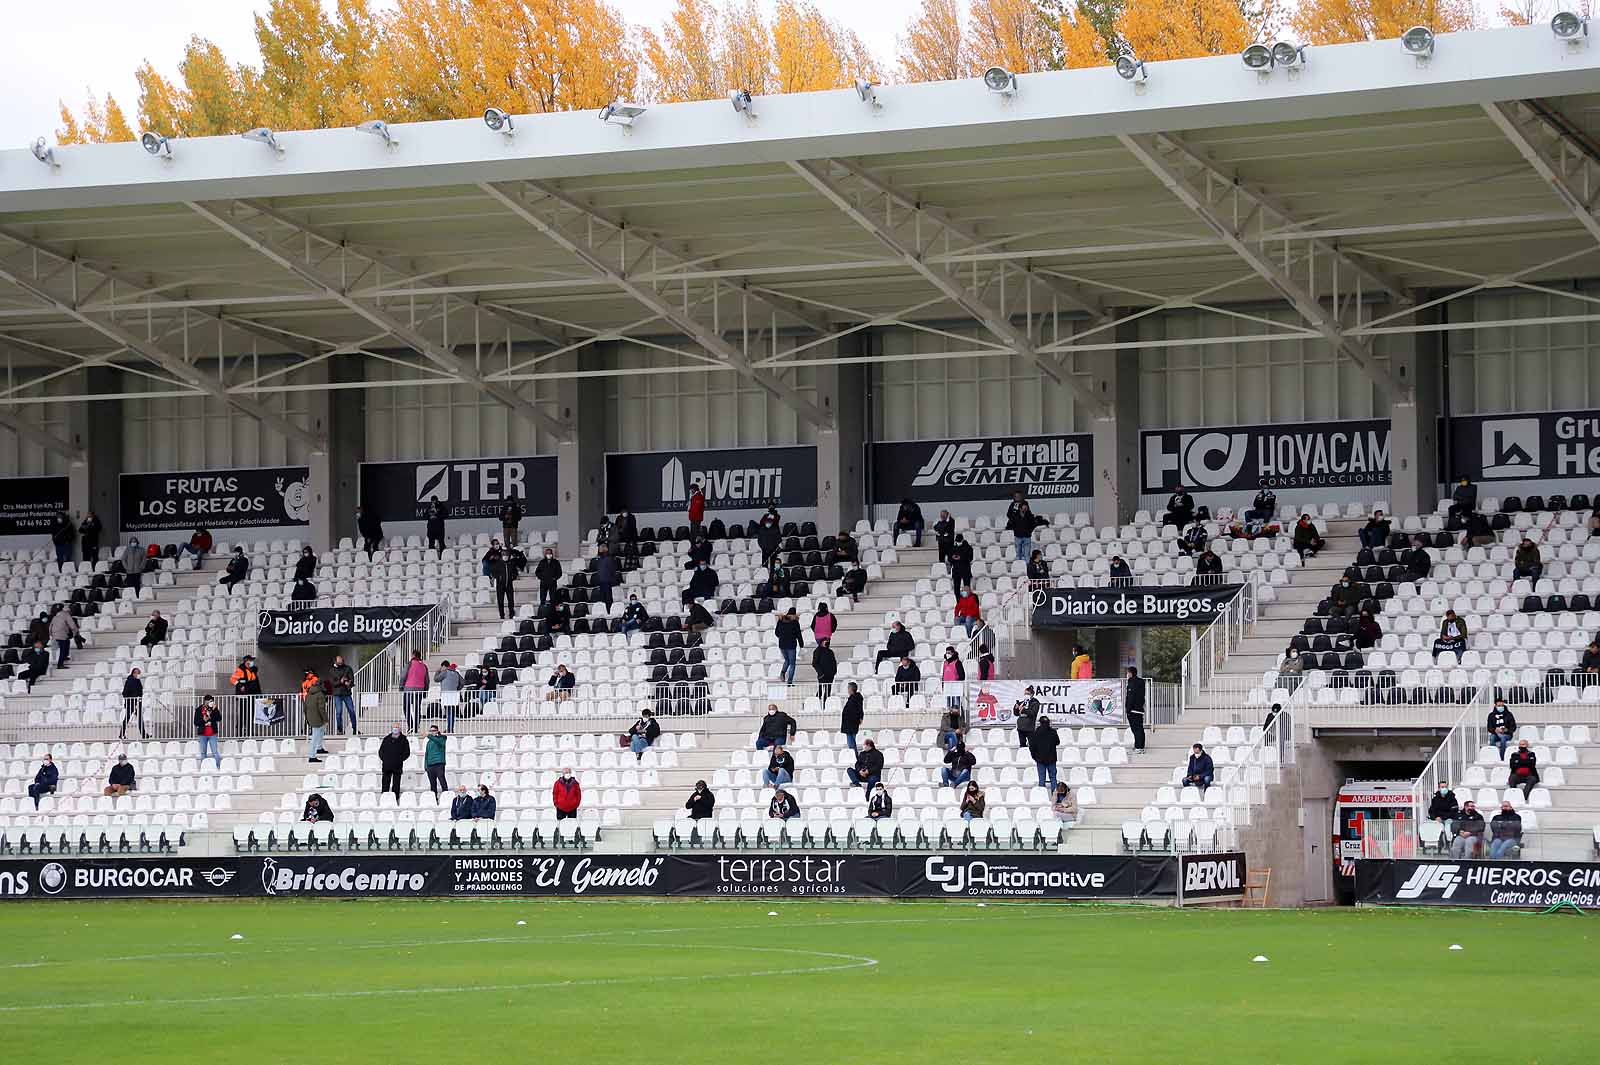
[
  {"left": 352, "top": 598, "right": 452, "bottom": 695},
  {"left": 1178, "top": 570, "right": 1261, "bottom": 704},
  {"left": 1411, "top": 683, "right": 1494, "bottom": 833}
]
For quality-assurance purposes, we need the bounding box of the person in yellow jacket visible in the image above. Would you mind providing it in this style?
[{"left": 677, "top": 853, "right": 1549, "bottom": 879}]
[{"left": 1070, "top": 645, "right": 1092, "bottom": 680}]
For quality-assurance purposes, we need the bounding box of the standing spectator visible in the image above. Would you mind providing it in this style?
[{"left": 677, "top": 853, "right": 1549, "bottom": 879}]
[
  {"left": 1513, "top": 538, "right": 1544, "bottom": 590},
  {"left": 178, "top": 525, "right": 214, "bottom": 570},
  {"left": 424, "top": 724, "right": 448, "bottom": 800},
  {"left": 941, "top": 741, "right": 975, "bottom": 788},
  {"left": 1051, "top": 782, "right": 1078, "bottom": 825},
  {"left": 840, "top": 682, "right": 864, "bottom": 751},
  {"left": 119, "top": 537, "right": 147, "bottom": 593},
  {"left": 685, "top": 780, "right": 716, "bottom": 820},
  {"left": 1508, "top": 739, "right": 1540, "bottom": 799},
  {"left": 1449, "top": 800, "right": 1487, "bottom": 859},
  {"left": 592, "top": 544, "right": 620, "bottom": 610},
  {"left": 763, "top": 744, "right": 795, "bottom": 787},
  {"left": 194, "top": 695, "right": 222, "bottom": 770},
  {"left": 230, "top": 655, "right": 261, "bottom": 698},
  {"left": 48, "top": 604, "right": 78, "bottom": 669},
  {"left": 1431, "top": 609, "right": 1469, "bottom": 662},
  {"left": 1427, "top": 782, "right": 1460, "bottom": 838},
  {"left": 49, "top": 510, "right": 74, "bottom": 570},
  {"left": 21, "top": 638, "right": 49, "bottom": 689},
  {"left": 682, "top": 561, "right": 719, "bottom": 606},
  {"left": 933, "top": 510, "right": 956, "bottom": 565},
  {"left": 545, "top": 663, "right": 576, "bottom": 701},
  {"left": 959, "top": 781, "right": 987, "bottom": 821},
  {"left": 1029, "top": 715, "right": 1060, "bottom": 790},
  {"left": 1183, "top": 743, "right": 1215, "bottom": 794},
  {"left": 875, "top": 620, "right": 916, "bottom": 670},
  {"left": 80, "top": 510, "right": 103, "bottom": 563},
  {"left": 977, "top": 643, "right": 996, "bottom": 682},
  {"left": 293, "top": 545, "right": 317, "bottom": 584},
  {"left": 954, "top": 587, "right": 981, "bottom": 638},
  {"left": 472, "top": 785, "right": 496, "bottom": 821},
  {"left": 686, "top": 482, "right": 706, "bottom": 538},
  {"left": 500, "top": 497, "right": 524, "bottom": 546},
  {"left": 1125, "top": 666, "right": 1146, "bottom": 753},
  {"left": 1071, "top": 644, "right": 1092, "bottom": 680},
  {"left": 219, "top": 547, "right": 250, "bottom": 594},
  {"left": 433, "top": 659, "right": 463, "bottom": 731},
  {"left": 1162, "top": 485, "right": 1195, "bottom": 529},
  {"left": 620, "top": 594, "right": 648, "bottom": 639},
  {"left": 301, "top": 793, "right": 334, "bottom": 823},
  {"left": 774, "top": 608, "right": 803, "bottom": 685},
  {"left": 28, "top": 753, "right": 59, "bottom": 808},
  {"left": 756, "top": 703, "right": 797, "bottom": 749},
  {"left": 1292, "top": 514, "right": 1326, "bottom": 561},
  {"left": 1193, "top": 548, "right": 1224, "bottom": 586},
  {"left": 120, "top": 667, "right": 147, "bottom": 741},
  {"left": 1014, "top": 686, "right": 1039, "bottom": 749},
  {"left": 949, "top": 534, "right": 974, "bottom": 591},
  {"left": 895, "top": 498, "right": 925, "bottom": 547},
  {"left": 378, "top": 724, "right": 410, "bottom": 801},
  {"left": 1489, "top": 801, "right": 1523, "bottom": 859},
  {"left": 329, "top": 654, "right": 357, "bottom": 735},
  {"left": 489, "top": 544, "right": 520, "bottom": 621},
  {"left": 402, "top": 651, "right": 429, "bottom": 732},
  {"left": 534, "top": 546, "right": 563, "bottom": 607},
  {"left": 1007, "top": 501, "right": 1045, "bottom": 561},
  {"left": 867, "top": 782, "right": 893, "bottom": 820},
  {"left": 755, "top": 506, "right": 782, "bottom": 563},
  {"left": 425, "top": 500, "right": 447, "bottom": 557},
  {"left": 811, "top": 602, "right": 836, "bottom": 643},
  {"left": 767, "top": 787, "right": 800, "bottom": 822},
  {"left": 1447, "top": 476, "right": 1478, "bottom": 526},
  {"left": 1108, "top": 555, "right": 1133, "bottom": 587},
  {"left": 104, "top": 753, "right": 136, "bottom": 798},
  {"left": 1026, "top": 551, "right": 1051, "bottom": 584},
  {"left": 138, "top": 611, "right": 168, "bottom": 657},
  {"left": 812, "top": 639, "right": 837, "bottom": 701},
  {"left": 450, "top": 784, "right": 475, "bottom": 821},
  {"left": 627, "top": 707, "right": 661, "bottom": 761},
  {"left": 304, "top": 679, "right": 329, "bottom": 763},
  {"left": 356, "top": 506, "right": 384, "bottom": 560},
  {"left": 1359, "top": 510, "right": 1392, "bottom": 550},
  {"left": 1245, "top": 488, "right": 1277, "bottom": 522},
  {"left": 847, "top": 739, "right": 884, "bottom": 795},
  {"left": 941, "top": 645, "right": 965, "bottom": 711},
  {"left": 893, "top": 656, "right": 921, "bottom": 705},
  {"left": 552, "top": 767, "right": 582, "bottom": 820}
]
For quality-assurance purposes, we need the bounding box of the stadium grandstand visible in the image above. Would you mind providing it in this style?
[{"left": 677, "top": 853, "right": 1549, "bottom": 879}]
[{"left": 4, "top": 21, "right": 1600, "bottom": 914}]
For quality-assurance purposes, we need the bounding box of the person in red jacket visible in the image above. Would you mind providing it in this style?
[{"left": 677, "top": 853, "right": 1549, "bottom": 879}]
[
  {"left": 552, "top": 767, "right": 582, "bottom": 820},
  {"left": 687, "top": 482, "right": 706, "bottom": 536}
]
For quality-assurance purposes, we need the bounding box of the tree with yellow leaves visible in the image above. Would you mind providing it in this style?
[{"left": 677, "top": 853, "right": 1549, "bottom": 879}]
[
  {"left": 897, "top": 0, "right": 966, "bottom": 81},
  {"left": 645, "top": 0, "right": 726, "bottom": 102},
  {"left": 771, "top": 0, "right": 878, "bottom": 92},
  {"left": 962, "top": 0, "right": 1065, "bottom": 73},
  {"left": 1118, "top": 0, "right": 1256, "bottom": 61},
  {"left": 56, "top": 93, "right": 135, "bottom": 145},
  {"left": 1292, "top": 0, "right": 1477, "bottom": 44}
]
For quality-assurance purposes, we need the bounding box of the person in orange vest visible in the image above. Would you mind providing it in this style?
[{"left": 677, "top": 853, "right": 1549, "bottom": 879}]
[
  {"left": 300, "top": 669, "right": 321, "bottom": 698},
  {"left": 1071, "top": 644, "right": 1092, "bottom": 679}
]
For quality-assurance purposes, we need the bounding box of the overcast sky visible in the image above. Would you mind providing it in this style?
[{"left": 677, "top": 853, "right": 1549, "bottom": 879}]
[{"left": 0, "top": 0, "right": 923, "bottom": 147}]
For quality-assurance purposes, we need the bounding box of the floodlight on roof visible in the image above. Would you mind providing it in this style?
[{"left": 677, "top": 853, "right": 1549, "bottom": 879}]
[
  {"left": 1114, "top": 52, "right": 1148, "bottom": 84},
  {"left": 854, "top": 78, "right": 881, "bottom": 109},
  {"left": 140, "top": 131, "right": 172, "bottom": 158},
  {"left": 483, "top": 107, "right": 514, "bottom": 136},
  {"left": 1271, "top": 41, "right": 1307, "bottom": 67},
  {"left": 1401, "top": 25, "right": 1435, "bottom": 58},
  {"left": 729, "top": 88, "right": 756, "bottom": 117},
  {"left": 357, "top": 119, "right": 397, "bottom": 147},
  {"left": 983, "top": 66, "right": 1017, "bottom": 95},
  {"left": 1241, "top": 43, "right": 1273, "bottom": 71},
  {"left": 1551, "top": 11, "right": 1588, "bottom": 41},
  {"left": 598, "top": 101, "right": 646, "bottom": 127},
  {"left": 242, "top": 127, "right": 283, "bottom": 154},
  {"left": 29, "top": 138, "right": 56, "bottom": 168}
]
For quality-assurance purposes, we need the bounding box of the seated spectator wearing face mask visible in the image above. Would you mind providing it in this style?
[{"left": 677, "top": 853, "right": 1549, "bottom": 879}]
[{"left": 684, "top": 780, "right": 716, "bottom": 820}]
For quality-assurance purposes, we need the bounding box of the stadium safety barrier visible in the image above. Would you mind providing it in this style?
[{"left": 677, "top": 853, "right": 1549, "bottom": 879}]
[
  {"left": 352, "top": 597, "right": 452, "bottom": 694},
  {"left": 1179, "top": 571, "right": 1261, "bottom": 704}
]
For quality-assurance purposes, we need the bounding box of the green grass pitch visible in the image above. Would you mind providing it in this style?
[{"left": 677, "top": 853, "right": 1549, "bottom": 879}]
[{"left": 0, "top": 900, "right": 1592, "bottom": 1063}]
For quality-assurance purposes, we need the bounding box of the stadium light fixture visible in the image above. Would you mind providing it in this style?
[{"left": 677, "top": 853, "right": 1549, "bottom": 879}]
[
  {"left": 1114, "top": 51, "right": 1148, "bottom": 84},
  {"left": 729, "top": 88, "right": 756, "bottom": 117},
  {"left": 1241, "top": 43, "right": 1273, "bottom": 71},
  {"left": 140, "top": 131, "right": 172, "bottom": 159},
  {"left": 1271, "top": 41, "right": 1307, "bottom": 67},
  {"left": 242, "top": 127, "right": 284, "bottom": 154},
  {"left": 1401, "top": 26, "right": 1435, "bottom": 59},
  {"left": 854, "top": 78, "right": 881, "bottom": 109},
  {"left": 599, "top": 101, "right": 646, "bottom": 127},
  {"left": 1551, "top": 11, "right": 1588, "bottom": 42},
  {"left": 29, "top": 138, "right": 56, "bottom": 168},
  {"left": 357, "top": 119, "right": 397, "bottom": 147},
  {"left": 483, "top": 107, "right": 515, "bottom": 137},
  {"left": 983, "top": 66, "right": 1018, "bottom": 95}
]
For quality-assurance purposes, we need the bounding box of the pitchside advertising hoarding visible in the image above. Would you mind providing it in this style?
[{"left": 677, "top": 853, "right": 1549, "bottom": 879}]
[
  {"left": 1357, "top": 858, "right": 1600, "bottom": 908},
  {"left": 872, "top": 433, "right": 1093, "bottom": 504},
  {"left": 969, "top": 679, "right": 1125, "bottom": 726},
  {"left": 120, "top": 466, "right": 313, "bottom": 532},
  {"left": 1177, "top": 851, "right": 1247, "bottom": 905},
  {"left": 0, "top": 854, "right": 1188, "bottom": 900},
  {"left": 257, "top": 605, "right": 435, "bottom": 647},
  {"left": 0, "top": 475, "right": 69, "bottom": 536},
  {"left": 605, "top": 445, "right": 818, "bottom": 514},
  {"left": 359, "top": 455, "right": 557, "bottom": 524},
  {"left": 1141, "top": 418, "right": 1391, "bottom": 494},
  {"left": 1031, "top": 585, "right": 1243, "bottom": 628}
]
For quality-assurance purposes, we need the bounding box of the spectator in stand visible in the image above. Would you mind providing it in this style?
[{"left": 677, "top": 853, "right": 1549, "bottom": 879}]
[
  {"left": 895, "top": 498, "right": 925, "bottom": 547},
  {"left": 1029, "top": 715, "right": 1060, "bottom": 790},
  {"left": 194, "top": 695, "right": 222, "bottom": 769},
  {"left": 1071, "top": 644, "right": 1092, "bottom": 680},
  {"left": 329, "top": 655, "right": 357, "bottom": 735},
  {"left": 1245, "top": 487, "right": 1277, "bottom": 522},
  {"left": 685, "top": 600, "right": 715, "bottom": 634},
  {"left": 401, "top": 650, "right": 429, "bottom": 731},
  {"left": 424, "top": 500, "right": 447, "bottom": 557},
  {"left": 592, "top": 544, "right": 620, "bottom": 610},
  {"left": 685, "top": 779, "right": 716, "bottom": 820},
  {"left": 1431, "top": 609, "right": 1469, "bottom": 662},
  {"left": 1486, "top": 698, "right": 1517, "bottom": 760},
  {"left": 49, "top": 511, "right": 74, "bottom": 570},
  {"left": 1052, "top": 782, "right": 1078, "bottom": 825},
  {"left": 954, "top": 587, "right": 982, "bottom": 638},
  {"left": 774, "top": 607, "right": 803, "bottom": 685},
  {"left": 1014, "top": 686, "right": 1039, "bottom": 750},
  {"left": 1163, "top": 485, "right": 1196, "bottom": 529},
  {"left": 831, "top": 529, "right": 858, "bottom": 567},
  {"left": 811, "top": 601, "right": 836, "bottom": 643},
  {"left": 682, "top": 560, "right": 719, "bottom": 606},
  {"left": 1513, "top": 538, "right": 1544, "bottom": 590},
  {"left": 1489, "top": 801, "right": 1523, "bottom": 859},
  {"left": 1005, "top": 491, "right": 1028, "bottom": 526},
  {"left": 232, "top": 654, "right": 262, "bottom": 695},
  {"left": 838, "top": 561, "right": 868, "bottom": 603},
  {"left": 378, "top": 724, "right": 410, "bottom": 800},
  {"left": 867, "top": 781, "right": 892, "bottom": 820},
  {"left": 607, "top": 506, "right": 637, "bottom": 551},
  {"left": 27, "top": 753, "right": 58, "bottom": 808},
  {"left": 1428, "top": 782, "right": 1459, "bottom": 838},
  {"left": 876, "top": 620, "right": 916, "bottom": 670},
  {"left": 21, "top": 638, "right": 49, "bottom": 690},
  {"left": 846, "top": 738, "right": 885, "bottom": 795},
  {"left": 768, "top": 787, "right": 800, "bottom": 822},
  {"left": 545, "top": 663, "right": 576, "bottom": 702},
  {"left": 119, "top": 667, "right": 147, "bottom": 741},
  {"left": 1183, "top": 743, "right": 1214, "bottom": 794},
  {"left": 1178, "top": 521, "right": 1207, "bottom": 556},
  {"left": 1447, "top": 476, "right": 1478, "bottom": 527},
  {"left": 1449, "top": 800, "right": 1487, "bottom": 859},
  {"left": 812, "top": 638, "right": 837, "bottom": 701},
  {"left": 545, "top": 598, "right": 572, "bottom": 637},
  {"left": 1108, "top": 555, "right": 1133, "bottom": 587},
  {"left": 104, "top": 753, "right": 135, "bottom": 798},
  {"left": 1292, "top": 514, "right": 1326, "bottom": 561},
  {"left": 500, "top": 497, "right": 524, "bottom": 546},
  {"left": 552, "top": 767, "right": 582, "bottom": 820},
  {"left": 686, "top": 483, "right": 705, "bottom": 538},
  {"left": 627, "top": 707, "right": 661, "bottom": 762},
  {"left": 621, "top": 593, "right": 649, "bottom": 639},
  {"left": 893, "top": 656, "right": 921, "bottom": 704},
  {"left": 755, "top": 506, "right": 782, "bottom": 563},
  {"left": 756, "top": 703, "right": 797, "bottom": 750},
  {"left": 293, "top": 545, "right": 317, "bottom": 585},
  {"left": 1354, "top": 610, "right": 1383, "bottom": 650},
  {"left": 1359, "top": 510, "right": 1392, "bottom": 549},
  {"left": 1404, "top": 537, "right": 1432, "bottom": 579},
  {"left": 1461, "top": 510, "right": 1495, "bottom": 549},
  {"left": 472, "top": 784, "right": 497, "bottom": 821},
  {"left": 424, "top": 724, "right": 448, "bottom": 800},
  {"left": 1508, "top": 739, "right": 1540, "bottom": 799},
  {"left": 486, "top": 544, "right": 520, "bottom": 621},
  {"left": 450, "top": 784, "right": 475, "bottom": 821},
  {"left": 1277, "top": 646, "right": 1305, "bottom": 691},
  {"left": 178, "top": 525, "right": 214, "bottom": 570},
  {"left": 219, "top": 547, "right": 250, "bottom": 595},
  {"left": 1590, "top": 502, "right": 1600, "bottom": 538},
  {"left": 292, "top": 578, "right": 317, "bottom": 603},
  {"left": 119, "top": 537, "right": 147, "bottom": 593},
  {"left": 934, "top": 510, "right": 956, "bottom": 566},
  {"left": 977, "top": 644, "right": 996, "bottom": 682},
  {"left": 356, "top": 506, "right": 383, "bottom": 560},
  {"left": 941, "top": 741, "right": 975, "bottom": 788},
  {"left": 840, "top": 682, "right": 864, "bottom": 751},
  {"left": 948, "top": 534, "right": 974, "bottom": 592},
  {"left": 48, "top": 604, "right": 78, "bottom": 669},
  {"left": 939, "top": 707, "right": 963, "bottom": 751},
  {"left": 79, "top": 510, "right": 102, "bottom": 563},
  {"left": 301, "top": 793, "right": 334, "bottom": 823},
  {"left": 959, "top": 781, "right": 986, "bottom": 821},
  {"left": 941, "top": 645, "right": 965, "bottom": 711},
  {"left": 304, "top": 679, "right": 329, "bottom": 763},
  {"left": 1007, "top": 501, "right": 1046, "bottom": 561},
  {"left": 1026, "top": 550, "right": 1051, "bottom": 584},
  {"left": 1125, "top": 666, "right": 1146, "bottom": 753},
  {"left": 1580, "top": 640, "right": 1600, "bottom": 674},
  {"left": 759, "top": 555, "right": 791, "bottom": 600},
  {"left": 533, "top": 546, "right": 563, "bottom": 608},
  {"left": 1331, "top": 575, "right": 1362, "bottom": 618},
  {"left": 26, "top": 611, "right": 47, "bottom": 647},
  {"left": 433, "top": 660, "right": 463, "bottom": 731},
  {"left": 1194, "top": 549, "right": 1224, "bottom": 586}
]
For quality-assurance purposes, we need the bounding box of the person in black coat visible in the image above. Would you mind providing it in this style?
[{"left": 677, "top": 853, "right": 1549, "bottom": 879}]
[
  {"left": 293, "top": 546, "right": 317, "bottom": 583},
  {"left": 755, "top": 507, "right": 782, "bottom": 562},
  {"left": 1427, "top": 784, "right": 1460, "bottom": 835},
  {"left": 977, "top": 644, "right": 996, "bottom": 682},
  {"left": 848, "top": 739, "right": 886, "bottom": 794},
  {"left": 545, "top": 599, "right": 572, "bottom": 636},
  {"left": 876, "top": 621, "right": 916, "bottom": 670},
  {"left": 756, "top": 704, "right": 797, "bottom": 750},
  {"left": 488, "top": 546, "right": 520, "bottom": 620},
  {"left": 867, "top": 783, "right": 892, "bottom": 819},
  {"left": 28, "top": 754, "right": 59, "bottom": 808},
  {"left": 120, "top": 667, "right": 147, "bottom": 740},
  {"left": 104, "top": 754, "right": 136, "bottom": 797},
  {"left": 684, "top": 537, "right": 714, "bottom": 568},
  {"left": 79, "top": 511, "right": 103, "bottom": 563},
  {"left": 1245, "top": 488, "right": 1276, "bottom": 522},
  {"left": 686, "top": 601, "right": 715, "bottom": 634},
  {"left": 1183, "top": 743, "right": 1215, "bottom": 793},
  {"left": 896, "top": 498, "right": 925, "bottom": 547},
  {"left": 949, "top": 534, "right": 974, "bottom": 590},
  {"left": 220, "top": 548, "right": 250, "bottom": 594},
  {"left": 356, "top": 506, "right": 383, "bottom": 560},
  {"left": 621, "top": 594, "right": 649, "bottom": 639},
  {"left": 1108, "top": 556, "right": 1133, "bottom": 587},
  {"left": 615, "top": 507, "right": 639, "bottom": 545},
  {"left": 49, "top": 511, "right": 74, "bottom": 570},
  {"left": 773, "top": 609, "right": 803, "bottom": 685},
  {"left": 933, "top": 510, "right": 956, "bottom": 565},
  {"left": 500, "top": 499, "right": 524, "bottom": 547},
  {"left": 1193, "top": 550, "right": 1223, "bottom": 586},
  {"left": 1006, "top": 502, "right": 1046, "bottom": 561},
  {"left": 450, "top": 785, "right": 475, "bottom": 821},
  {"left": 812, "top": 639, "right": 837, "bottom": 700},
  {"left": 534, "top": 547, "right": 563, "bottom": 607},
  {"left": 1124, "top": 666, "right": 1146, "bottom": 752},
  {"left": 1028, "top": 716, "right": 1060, "bottom": 789},
  {"left": 1508, "top": 740, "right": 1540, "bottom": 799},
  {"left": 21, "top": 639, "right": 50, "bottom": 689},
  {"left": 685, "top": 780, "right": 716, "bottom": 820},
  {"left": 626, "top": 708, "right": 662, "bottom": 762},
  {"left": 940, "top": 741, "right": 975, "bottom": 788},
  {"left": 378, "top": 725, "right": 411, "bottom": 800},
  {"left": 1163, "top": 486, "right": 1195, "bottom": 529},
  {"left": 592, "top": 545, "right": 620, "bottom": 609},
  {"left": 425, "top": 500, "right": 448, "bottom": 557},
  {"left": 839, "top": 682, "right": 864, "bottom": 750},
  {"left": 1447, "top": 477, "right": 1478, "bottom": 526},
  {"left": 831, "top": 531, "right": 858, "bottom": 566},
  {"left": 893, "top": 657, "right": 921, "bottom": 704},
  {"left": 301, "top": 793, "right": 334, "bottom": 822},
  {"left": 1461, "top": 511, "right": 1494, "bottom": 548},
  {"left": 683, "top": 562, "right": 719, "bottom": 605},
  {"left": 838, "top": 564, "right": 867, "bottom": 602},
  {"left": 1404, "top": 538, "right": 1432, "bottom": 579}
]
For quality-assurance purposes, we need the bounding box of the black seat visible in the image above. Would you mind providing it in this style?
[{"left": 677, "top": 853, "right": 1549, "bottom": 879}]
[
  {"left": 1521, "top": 595, "right": 1543, "bottom": 612},
  {"left": 1524, "top": 495, "right": 1545, "bottom": 512},
  {"left": 1500, "top": 496, "right": 1522, "bottom": 513},
  {"left": 1548, "top": 494, "right": 1568, "bottom": 511}
]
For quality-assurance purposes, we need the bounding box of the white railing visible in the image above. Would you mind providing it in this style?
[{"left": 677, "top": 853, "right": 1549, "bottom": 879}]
[
  {"left": 1411, "top": 684, "right": 1494, "bottom": 834},
  {"left": 1179, "top": 570, "right": 1261, "bottom": 705},
  {"left": 353, "top": 598, "right": 452, "bottom": 694},
  {"left": 1229, "top": 684, "right": 1306, "bottom": 824}
]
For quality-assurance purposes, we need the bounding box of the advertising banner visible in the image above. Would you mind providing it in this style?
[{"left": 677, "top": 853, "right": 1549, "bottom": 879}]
[
  {"left": 257, "top": 605, "right": 435, "bottom": 647},
  {"left": 872, "top": 433, "right": 1092, "bottom": 504},
  {"left": 1178, "top": 851, "right": 1247, "bottom": 904},
  {"left": 1031, "top": 584, "right": 1243, "bottom": 628},
  {"left": 605, "top": 446, "right": 817, "bottom": 514},
  {"left": 1142, "top": 418, "right": 1391, "bottom": 494},
  {"left": 120, "top": 466, "right": 313, "bottom": 532},
  {"left": 1443, "top": 410, "right": 1600, "bottom": 484},
  {"left": 0, "top": 858, "right": 251, "bottom": 899},
  {"left": 359, "top": 455, "right": 557, "bottom": 523},
  {"left": 968, "top": 678, "right": 1125, "bottom": 726},
  {"left": 0, "top": 475, "right": 70, "bottom": 536},
  {"left": 1357, "top": 858, "right": 1600, "bottom": 908}
]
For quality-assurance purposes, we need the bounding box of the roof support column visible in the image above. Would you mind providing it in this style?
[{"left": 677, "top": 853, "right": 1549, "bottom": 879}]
[
  {"left": 557, "top": 349, "right": 608, "bottom": 559},
  {"left": 1389, "top": 300, "right": 1443, "bottom": 519},
  {"left": 328, "top": 356, "right": 367, "bottom": 549},
  {"left": 66, "top": 366, "right": 124, "bottom": 549},
  {"left": 813, "top": 331, "right": 869, "bottom": 538},
  {"left": 1088, "top": 316, "right": 1143, "bottom": 528}
]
